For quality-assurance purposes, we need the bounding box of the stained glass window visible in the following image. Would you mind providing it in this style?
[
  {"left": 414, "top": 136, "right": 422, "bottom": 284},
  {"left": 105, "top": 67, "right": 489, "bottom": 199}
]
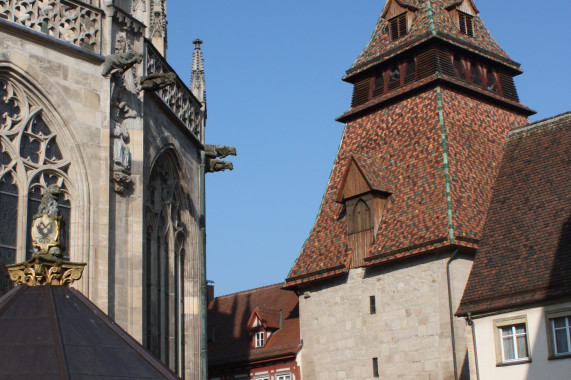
[{"left": 0, "top": 77, "right": 71, "bottom": 289}]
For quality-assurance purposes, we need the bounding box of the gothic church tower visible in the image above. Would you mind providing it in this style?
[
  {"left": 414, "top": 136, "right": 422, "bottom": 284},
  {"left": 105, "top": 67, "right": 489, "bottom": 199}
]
[{"left": 285, "top": 1, "right": 533, "bottom": 379}]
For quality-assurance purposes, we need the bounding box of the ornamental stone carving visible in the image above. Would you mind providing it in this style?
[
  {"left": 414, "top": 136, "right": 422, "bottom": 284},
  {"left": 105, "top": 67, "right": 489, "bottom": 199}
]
[
  {"left": 145, "top": 43, "right": 203, "bottom": 139},
  {"left": 139, "top": 72, "right": 176, "bottom": 92},
  {"left": 6, "top": 184, "right": 85, "bottom": 287},
  {"left": 107, "top": 32, "right": 142, "bottom": 195},
  {"left": 102, "top": 51, "right": 143, "bottom": 78},
  {"left": 0, "top": 0, "right": 103, "bottom": 53}
]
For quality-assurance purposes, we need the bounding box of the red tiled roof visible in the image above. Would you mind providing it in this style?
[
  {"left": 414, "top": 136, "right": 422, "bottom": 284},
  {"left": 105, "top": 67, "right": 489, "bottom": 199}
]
[
  {"left": 345, "top": 0, "right": 516, "bottom": 81},
  {"left": 457, "top": 112, "right": 571, "bottom": 316},
  {"left": 285, "top": 88, "right": 529, "bottom": 287},
  {"left": 207, "top": 284, "right": 300, "bottom": 367}
]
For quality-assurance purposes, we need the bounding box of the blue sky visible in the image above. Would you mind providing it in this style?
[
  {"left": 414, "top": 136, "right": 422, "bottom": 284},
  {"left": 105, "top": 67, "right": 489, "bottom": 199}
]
[{"left": 166, "top": 0, "right": 571, "bottom": 297}]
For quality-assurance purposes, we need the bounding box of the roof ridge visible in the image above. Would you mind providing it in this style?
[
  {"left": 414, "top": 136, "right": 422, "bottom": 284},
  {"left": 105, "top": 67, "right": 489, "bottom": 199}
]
[
  {"left": 508, "top": 111, "right": 571, "bottom": 137},
  {"left": 214, "top": 283, "right": 284, "bottom": 299}
]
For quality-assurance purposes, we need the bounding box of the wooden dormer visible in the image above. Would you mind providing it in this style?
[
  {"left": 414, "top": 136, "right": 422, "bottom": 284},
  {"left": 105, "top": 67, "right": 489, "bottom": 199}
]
[
  {"left": 246, "top": 308, "right": 281, "bottom": 348},
  {"left": 447, "top": 0, "right": 479, "bottom": 37},
  {"left": 381, "top": 0, "right": 417, "bottom": 41},
  {"left": 337, "top": 156, "right": 390, "bottom": 268}
]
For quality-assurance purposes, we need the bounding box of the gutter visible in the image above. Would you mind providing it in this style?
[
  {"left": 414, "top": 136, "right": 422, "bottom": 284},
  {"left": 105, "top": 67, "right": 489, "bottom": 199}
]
[
  {"left": 467, "top": 312, "right": 480, "bottom": 380},
  {"left": 446, "top": 248, "right": 460, "bottom": 380},
  {"left": 200, "top": 149, "right": 208, "bottom": 380}
]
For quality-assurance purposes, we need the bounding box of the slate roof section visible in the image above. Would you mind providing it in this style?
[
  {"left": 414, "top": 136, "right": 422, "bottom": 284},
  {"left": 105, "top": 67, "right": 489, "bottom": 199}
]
[
  {"left": 345, "top": 0, "right": 517, "bottom": 81},
  {"left": 208, "top": 284, "right": 300, "bottom": 367},
  {"left": 457, "top": 112, "right": 571, "bottom": 316},
  {"left": 0, "top": 285, "right": 179, "bottom": 379}
]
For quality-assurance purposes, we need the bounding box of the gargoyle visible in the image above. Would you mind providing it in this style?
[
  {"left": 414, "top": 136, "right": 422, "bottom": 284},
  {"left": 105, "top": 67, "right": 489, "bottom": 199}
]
[
  {"left": 139, "top": 72, "right": 177, "bottom": 92},
  {"left": 205, "top": 144, "right": 237, "bottom": 159},
  {"left": 102, "top": 51, "right": 143, "bottom": 78},
  {"left": 206, "top": 159, "right": 233, "bottom": 173}
]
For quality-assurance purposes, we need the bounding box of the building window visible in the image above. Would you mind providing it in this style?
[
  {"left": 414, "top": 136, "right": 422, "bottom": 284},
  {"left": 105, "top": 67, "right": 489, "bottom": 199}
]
[
  {"left": 370, "top": 296, "right": 376, "bottom": 315},
  {"left": 546, "top": 309, "right": 571, "bottom": 358},
  {"left": 372, "top": 357, "right": 379, "bottom": 377},
  {"left": 493, "top": 316, "right": 530, "bottom": 364},
  {"left": 458, "top": 12, "right": 474, "bottom": 37},
  {"left": 551, "top": 316, "right": 571, "bottom": 355},
  {"left": 499, "top": 324, "right": 528, "bottom": 362},
  {"left": 255, "top": 331, "right": 265, "bottom": 347},
  {"left": 276, "top": 374, "right": 291, "bottom": 380},
  {"left": 389, "top": 13, "right": 407, "bottom": 41}
]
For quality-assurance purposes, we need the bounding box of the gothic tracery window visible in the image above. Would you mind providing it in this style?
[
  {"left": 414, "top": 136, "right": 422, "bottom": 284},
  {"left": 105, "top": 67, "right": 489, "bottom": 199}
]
[
  {"left": 0, "top": 78, "right": 71, "bottom": 295},
  {"left": 144, "top": 151, "right": 186, "bottom": 375}
]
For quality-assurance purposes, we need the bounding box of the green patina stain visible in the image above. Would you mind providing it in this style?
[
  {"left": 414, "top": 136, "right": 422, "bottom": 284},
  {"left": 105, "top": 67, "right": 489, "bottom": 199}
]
[{"left": 436, "top": 87, "right": 455, "bottom": 244}]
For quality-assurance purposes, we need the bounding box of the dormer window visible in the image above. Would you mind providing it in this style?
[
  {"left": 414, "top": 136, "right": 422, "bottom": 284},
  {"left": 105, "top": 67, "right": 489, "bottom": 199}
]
[
  {"left": 458, "top": 12, "right": 474, "bottom": 37},
  {"left": 389, "top": 13, "right": 407, "bottom": 41},
  {"left": 337, "top": 156, "right": 390, "bottom": 268},
  {"left": 255, "top": 331, "right": 265, "bottom": 348}
]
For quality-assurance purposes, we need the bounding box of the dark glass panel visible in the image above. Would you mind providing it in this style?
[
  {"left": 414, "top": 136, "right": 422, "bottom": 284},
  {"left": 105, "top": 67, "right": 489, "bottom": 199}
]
[
  {"left": 30, "top": 115, "right": 51, "bottom": 137},
  {"left": 0, "top": 186, "right": 18, "bottom": 249},
  {"left": 45, "top": 137, "right": 63, "bottom": 161},
  {"left": 0, "top": 248, "right": 15, "bottom": 297},
  {"left": 0, "top": 149, "right": 12, "bottom": 167},
  {"left": 20, "top": 135, "right": 41, "bottom": 163},
  {"left": 0, "top": 81, "right": 21, "bottom": 128}
]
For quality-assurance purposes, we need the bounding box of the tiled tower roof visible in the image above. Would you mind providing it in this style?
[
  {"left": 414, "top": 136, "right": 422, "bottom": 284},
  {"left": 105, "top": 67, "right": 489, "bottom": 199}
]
[
  {"left": 285, "top": 0, "right": 532, "bottom": 288},
  {"left": 345, "top": 0, "right": 517, "bottom": 81}
]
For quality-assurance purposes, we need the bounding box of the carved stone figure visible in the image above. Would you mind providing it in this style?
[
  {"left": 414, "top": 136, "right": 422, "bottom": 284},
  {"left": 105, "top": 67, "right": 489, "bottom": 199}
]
[
  {"left": 139, "top": 72, "right": 177, "bottom": 92},
  {"left": 34, "top": 184, "right": 61, "bottom": 218},
  {"left": 205, "top": 144, "right": 237, "bottom": 159},
  {"left": 102, "top": 51, "right": 143, "bottom": 78},
  {"left": 113, "top": 171, "right": 134, "bottom": 195},
  {"left": 207, "top": 159, "right": 233, "bottom": 173}
]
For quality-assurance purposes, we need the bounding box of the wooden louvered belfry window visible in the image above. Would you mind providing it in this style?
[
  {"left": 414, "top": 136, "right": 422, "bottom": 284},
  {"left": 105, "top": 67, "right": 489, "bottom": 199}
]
[
  {"left": 458, "top": 12, "right": 474, "bottom": 37},
  {"left": 389, "top": 13, "right": 407, "bottom": 41}
]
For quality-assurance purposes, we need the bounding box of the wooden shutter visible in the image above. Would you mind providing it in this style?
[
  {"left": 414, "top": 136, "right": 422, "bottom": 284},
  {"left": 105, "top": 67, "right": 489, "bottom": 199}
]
[
  {"left": 351, "top": 77, "right": 371, "bottom": 107},
  {"left": 389, "top": 13, "right": 407, "bottom": 41},
  {"left": 459, "top": 12, "right": 474, "bottom": 37}
]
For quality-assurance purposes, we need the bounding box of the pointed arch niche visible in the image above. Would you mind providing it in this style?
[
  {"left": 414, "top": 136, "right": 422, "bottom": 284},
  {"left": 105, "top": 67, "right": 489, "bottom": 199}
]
[
  {"left": 143, "top": 147, "right": 194, "bottom": 376},
  {"left": 0, "top": 65, "right": 90, "bottom": 296}
]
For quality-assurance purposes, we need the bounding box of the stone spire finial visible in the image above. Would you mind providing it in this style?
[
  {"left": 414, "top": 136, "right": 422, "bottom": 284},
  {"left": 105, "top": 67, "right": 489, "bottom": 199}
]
[
  {"left": 191, "top": 38, "right": 206, "bottom": 105},
  {"left": 6, "top": 185, "right": 85, "bottom": 286}
]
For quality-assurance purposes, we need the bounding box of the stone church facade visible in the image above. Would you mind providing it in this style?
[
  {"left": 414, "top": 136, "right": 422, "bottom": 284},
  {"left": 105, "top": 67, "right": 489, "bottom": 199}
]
[
  {"left": 0, "top": 0, "right": 208, "bottom": 378},
  {"left": 285, "top": 1, "right": 534, "bottom": 379}
]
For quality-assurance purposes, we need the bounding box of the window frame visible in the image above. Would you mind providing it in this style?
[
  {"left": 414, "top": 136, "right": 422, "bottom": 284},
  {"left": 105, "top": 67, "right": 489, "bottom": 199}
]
[
  {"left": 388, "top": 13, "right": 407, "bottom": 41},
  {"left": 458, "top": 11, "right": 474, "bottom": 37},
  {"left": 254, "top": 330, "right": 265, "bottom": 348},
  {"left": 276, "top": 373, "right": 292, "bottom": 380},
  {"left": 545, "top": 307, "right": 571, "bottom": 359},
  {"left": 493, "top": 315, "right": 531, "bottom": 366}
]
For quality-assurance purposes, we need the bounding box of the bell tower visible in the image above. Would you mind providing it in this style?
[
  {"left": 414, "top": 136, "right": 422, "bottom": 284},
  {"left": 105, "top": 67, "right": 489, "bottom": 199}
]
[{"left": 286, "top": 1, "right": 534, "bottom": 379}]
